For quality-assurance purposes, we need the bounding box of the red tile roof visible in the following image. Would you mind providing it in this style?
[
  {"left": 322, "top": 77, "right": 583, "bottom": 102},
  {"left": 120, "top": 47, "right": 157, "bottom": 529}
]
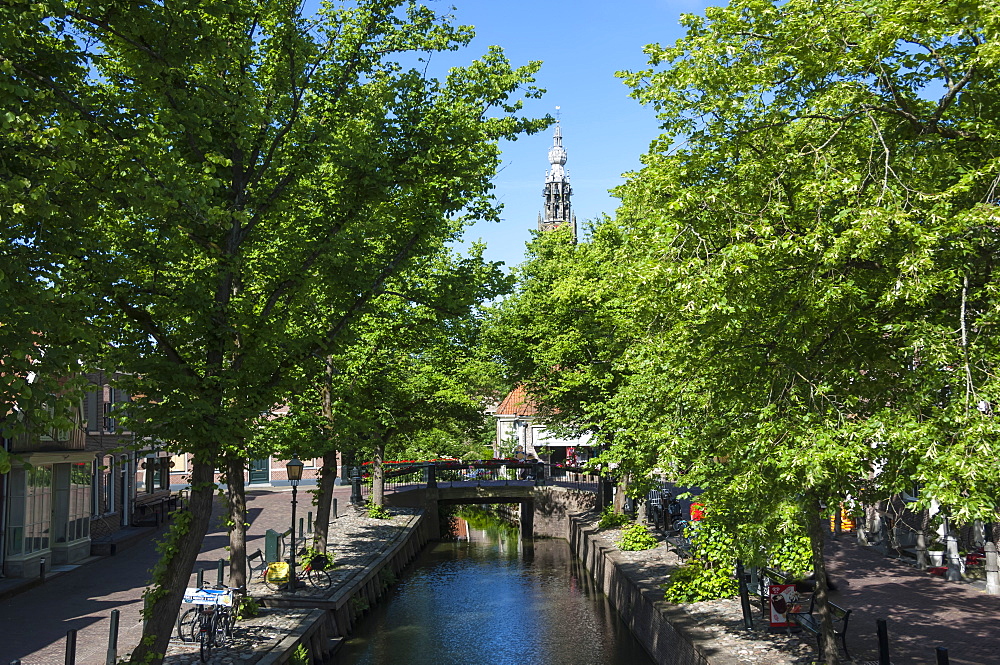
[{"left": 494, "top": 385, "right": 542, "bottom": 416}]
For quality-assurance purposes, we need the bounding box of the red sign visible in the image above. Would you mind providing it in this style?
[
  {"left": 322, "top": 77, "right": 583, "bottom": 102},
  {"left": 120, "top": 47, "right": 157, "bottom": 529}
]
[{"left": 768, "top": 584, "right": 802, "bottom": 628}]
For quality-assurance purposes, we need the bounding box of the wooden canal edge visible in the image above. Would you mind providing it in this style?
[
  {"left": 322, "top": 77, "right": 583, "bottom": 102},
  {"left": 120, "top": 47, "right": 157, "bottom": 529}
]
[{"left": 257, "top": 509, "right": 434, "bottom": 664}]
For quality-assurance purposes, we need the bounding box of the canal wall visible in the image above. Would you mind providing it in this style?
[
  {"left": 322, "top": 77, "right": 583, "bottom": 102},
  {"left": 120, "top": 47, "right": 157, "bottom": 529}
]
[
  {"left": 383, "top": 485, "right": 732, "bottom": 665},
  {"left": 569, "top": 517, "right": 742, "bottom": 665},
  {"left": 326, "top": 509, "right": 434, "bottom": 639},
  {"left": 259, "top": 509, "right": 433, "bottom": 664}
]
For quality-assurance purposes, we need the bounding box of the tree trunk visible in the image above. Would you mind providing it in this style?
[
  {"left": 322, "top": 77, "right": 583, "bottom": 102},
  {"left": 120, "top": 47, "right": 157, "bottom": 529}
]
[
  {"left": 226, "top": 455, "right": 248, "bottom": 588},
  {"left": 311, "top": 449, "right": 338, "bottom": 552},
  {"left": 312, "top": 357, "right": 337, "bottom": 552},
  {"left": 129, "top": 458, "right": 217, "bottom": 665},
  {"left": 372, "top": 438, "right": 384, "bottom": 507},
  {"left": 612, "top": 472, "right": 629, "bottom": 513},
  {"left": 805, "top": 495, "right": 839, "bottom": 665}
]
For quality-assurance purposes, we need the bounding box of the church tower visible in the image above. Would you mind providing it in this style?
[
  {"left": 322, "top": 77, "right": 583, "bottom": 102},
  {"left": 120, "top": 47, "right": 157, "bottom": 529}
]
[{"left": 537, "top": 118, "right": 577, "bottom": 241}]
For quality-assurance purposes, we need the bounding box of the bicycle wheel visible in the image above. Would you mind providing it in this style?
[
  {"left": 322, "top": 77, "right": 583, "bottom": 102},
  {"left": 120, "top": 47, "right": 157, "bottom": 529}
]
[
  {"left": 177, "top": 607, "right": 198, "bottom": 642},
  {"left": 224, "top": 606, "right": 238, "bottom": 640},
  {"left": 306, "top": 567, "right": 332, "bottom": 591},
  {"left": 213, "top": 609, "right": 229, "bottom": 646},
  {"left": 198, "top": 612, "right": 212, "bottom": 663}
]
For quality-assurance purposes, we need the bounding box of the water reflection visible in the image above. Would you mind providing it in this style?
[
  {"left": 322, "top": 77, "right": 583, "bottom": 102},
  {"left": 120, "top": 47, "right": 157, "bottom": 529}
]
[{"left": 333, "top": 509, "right": 655, "bottom": 665}]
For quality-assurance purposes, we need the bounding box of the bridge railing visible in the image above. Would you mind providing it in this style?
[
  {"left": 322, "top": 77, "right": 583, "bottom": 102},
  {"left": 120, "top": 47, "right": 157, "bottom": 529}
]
[{"left": 357, "top": 460, "right": 601, "bottom": 499}]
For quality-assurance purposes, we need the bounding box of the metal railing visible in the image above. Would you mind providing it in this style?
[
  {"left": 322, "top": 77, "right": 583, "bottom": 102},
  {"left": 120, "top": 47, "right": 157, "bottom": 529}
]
[{"left": 354, "top": 460, "right": 602, "bottom": 501}]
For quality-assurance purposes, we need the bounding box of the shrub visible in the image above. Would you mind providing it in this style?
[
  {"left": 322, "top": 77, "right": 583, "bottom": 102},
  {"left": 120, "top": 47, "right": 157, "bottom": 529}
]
[
  {"left": 367, "top": 503, "right": 392, "bottom": 519},
  {"left": 237, "top": 595, "right": 260, "bottom": 620},
  {"left": 617, "top": 523, "right": 659, "bottom": 551},
  {"left": 661, "top": 561, "right": 737, "bottom": 603},
  {"left": 598, "top": 505, "right": 630, "bottom": 530},
  {"left": 661, "top": 517, "right": 738, "bottom": 602}
]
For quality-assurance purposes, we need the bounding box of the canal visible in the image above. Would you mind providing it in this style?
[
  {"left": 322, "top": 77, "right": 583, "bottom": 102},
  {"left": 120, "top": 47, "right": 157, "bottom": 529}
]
[{"left": 332, "top": 509, "right": 656, "bottom": 665}]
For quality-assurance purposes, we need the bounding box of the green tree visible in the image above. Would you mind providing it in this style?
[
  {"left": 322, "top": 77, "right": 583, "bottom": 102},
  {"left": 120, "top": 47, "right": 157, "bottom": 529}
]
[
  {"left": 0, "top": 0, "right": 99, "bottom": 467},
  {"left": 490, "top": 223, "right": 643, "bottom": 508},
  {"left": 328, "top": 246, "right": 511, "bottom": 506},
  {"left": 606, "top": 1, "right": 1000, "bottom": 661},
  {"left": 4, "top": 2, "right": 545, "bottom": 660}
]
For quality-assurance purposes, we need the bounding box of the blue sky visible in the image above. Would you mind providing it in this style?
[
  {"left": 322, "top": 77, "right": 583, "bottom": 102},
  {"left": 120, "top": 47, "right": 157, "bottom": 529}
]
[{"left": 438, "top": 0, "right": 716, "bottom": 270}]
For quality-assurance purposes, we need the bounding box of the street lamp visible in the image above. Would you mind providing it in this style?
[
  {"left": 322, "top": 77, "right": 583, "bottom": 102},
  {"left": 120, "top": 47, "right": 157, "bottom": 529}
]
[
  {"left": 350, "top": 465, "right": 363, "bottom": 506},
  {"left": 286, "top": 456, "right": 304, "bottom": 592}
]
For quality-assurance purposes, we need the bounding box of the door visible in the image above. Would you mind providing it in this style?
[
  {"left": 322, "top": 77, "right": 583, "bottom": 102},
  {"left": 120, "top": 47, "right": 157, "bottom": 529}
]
[{"left": 249, "top": 459, "right": 270, "bottom": 484}]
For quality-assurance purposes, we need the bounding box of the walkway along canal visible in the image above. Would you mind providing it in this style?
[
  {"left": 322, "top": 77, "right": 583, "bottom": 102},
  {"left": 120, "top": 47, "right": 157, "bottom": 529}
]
[{"left": 331, "top": 508, "right": 656, "bottom": 665}]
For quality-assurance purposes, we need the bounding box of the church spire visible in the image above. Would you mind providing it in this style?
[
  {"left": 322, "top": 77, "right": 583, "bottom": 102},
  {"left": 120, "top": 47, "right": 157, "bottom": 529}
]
[{"left": 538, "top": 111, "right": 577, "bottom": 240}]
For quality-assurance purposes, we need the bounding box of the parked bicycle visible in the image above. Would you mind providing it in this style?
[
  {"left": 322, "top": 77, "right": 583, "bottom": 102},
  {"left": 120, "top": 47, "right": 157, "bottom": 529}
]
[
  {"left": 176, "top": 586, "right": 245, "bottom": 662},
  {"left": 259, "top": 552, "right": 333, "bottom": 592}
]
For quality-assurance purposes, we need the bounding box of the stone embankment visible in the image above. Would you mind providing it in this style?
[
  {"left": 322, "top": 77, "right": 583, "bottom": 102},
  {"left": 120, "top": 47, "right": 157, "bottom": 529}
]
[
  {"left": 163, "top": 506, "right": 427, "bottom": 665},
  {"left": 572, "top": 514, "right": 837, "bottom": 665}
]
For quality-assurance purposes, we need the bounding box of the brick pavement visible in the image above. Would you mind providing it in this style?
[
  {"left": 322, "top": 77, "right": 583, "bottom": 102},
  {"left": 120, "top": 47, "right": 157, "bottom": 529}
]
[
  {"left": 825, "top": 536, "right": 1000, "bottom": 665},
  {"left": 0, "top": 485, "right": 355, "bottom": 665}
]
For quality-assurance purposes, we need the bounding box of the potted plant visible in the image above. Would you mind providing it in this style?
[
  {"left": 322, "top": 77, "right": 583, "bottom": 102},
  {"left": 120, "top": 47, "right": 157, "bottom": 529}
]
[{"left": 302, "top": 547, "right": 334, "bottom": 571}]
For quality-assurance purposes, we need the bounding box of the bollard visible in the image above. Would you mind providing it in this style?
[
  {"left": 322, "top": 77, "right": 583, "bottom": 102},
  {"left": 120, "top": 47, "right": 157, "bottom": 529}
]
[
  {"left": 936, "top": 646, "right": 950, "bottom": 664},
  {"left": 40, "top": 557, "right": 46, "bottom": 582},
  {"left": 216, "top": 559, "right": 226, "bottom": 588},
  {"left": 196, "top": 568, "right": 204, "bottom": 590},
  {"left": 735, "top": 560, "right": 753, "bottom": 630},
  {"left": 299, "top": 517, "right": 305, "bottom": 548},
  {"left": 105, "top": 609, "right": 120, "bottom": 665},
  {"left": 877, "top": 619, "right": 891, "bottom": 665},
  {"left": 64, "top": 629, "right": 77, "bottom": 665},
  {"left": 944, "top": 534, "right": 963, "bottom": 581},
  {"left": 307, "top": 511, "right": 313, "bottom": 534},
  {"left": 915, "top": 529, "right": 929, "bottom": 570},
  {"left": 332, "top": 498, "right": 338, "bottom": 520},
  {"left": 986, "top": 542, "right": 1000, "bottom": 595}
]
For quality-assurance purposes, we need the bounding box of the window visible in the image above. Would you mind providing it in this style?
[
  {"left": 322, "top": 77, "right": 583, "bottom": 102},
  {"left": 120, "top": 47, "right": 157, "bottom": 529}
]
[
  {"left": 92, "top": 457, "right": 115, "bottom": 515},
  {"left": 103, "top": 401, "right": 115, "bottom": 432},
  {"left": 92, "top": 459, "right": 100, "bottom": 516},
  {"left": 5, "top": 465, "right": 53, "bottom": 557},
  {"left": 57, "top": 463, "right": 92, "bottom": 543},
  {"left": 169, "top": 454, "right": 187, "bottom": 474},
  {"left": 154, "top": 458, "right": 169, "bottom": 491},
  {"left": 100, "top": 457, "right": 115, "bottom": 514}
]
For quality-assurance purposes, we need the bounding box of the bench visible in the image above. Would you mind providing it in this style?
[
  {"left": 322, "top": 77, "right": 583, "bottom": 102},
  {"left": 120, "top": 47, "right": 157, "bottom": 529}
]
[
  {"left": 789, "top": 594, "right": 852, "bottom": 660},
  {"left": 248, "top": 549, "right": 268, "bottom": 578}
]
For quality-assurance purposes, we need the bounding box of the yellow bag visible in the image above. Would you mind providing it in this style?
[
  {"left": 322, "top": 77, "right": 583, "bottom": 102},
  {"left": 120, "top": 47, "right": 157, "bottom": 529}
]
[{"left": 266, "top": 561, "right": 289, "bottom": 585}]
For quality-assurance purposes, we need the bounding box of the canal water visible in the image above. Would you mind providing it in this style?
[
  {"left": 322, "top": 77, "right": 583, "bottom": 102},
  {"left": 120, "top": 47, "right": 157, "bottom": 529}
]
[{"left": 332, "top": 510, "right": 656, "bottom": 665}]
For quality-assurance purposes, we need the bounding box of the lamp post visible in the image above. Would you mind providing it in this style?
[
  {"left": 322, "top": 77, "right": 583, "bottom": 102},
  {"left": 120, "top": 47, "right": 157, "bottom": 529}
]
[
  {"left": 350, "top": 466, "right": 363, "bottom": 505},
  {"left": 286, "top": 456, "right": 304, "bottom": 592}
]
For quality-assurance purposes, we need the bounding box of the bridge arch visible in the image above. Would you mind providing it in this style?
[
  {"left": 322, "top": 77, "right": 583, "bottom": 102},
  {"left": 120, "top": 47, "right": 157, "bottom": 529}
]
[{"left": 384, "top": 485, "right": 596, "bottom": 541}]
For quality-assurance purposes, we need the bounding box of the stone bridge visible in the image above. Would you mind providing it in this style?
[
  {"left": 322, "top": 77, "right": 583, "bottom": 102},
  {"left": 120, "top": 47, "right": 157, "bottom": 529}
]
[{"left": 382, "top": 482, "right": 599, "bottom": 541}]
